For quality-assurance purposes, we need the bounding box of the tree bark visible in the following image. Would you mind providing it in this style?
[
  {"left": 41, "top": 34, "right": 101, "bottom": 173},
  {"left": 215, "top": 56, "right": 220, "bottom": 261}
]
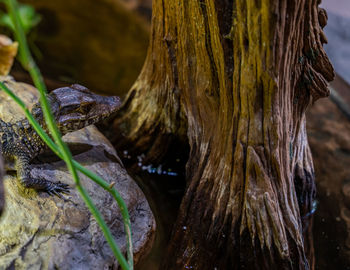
[{"left": 113, "top": 0, "right": 334, "bottom": 269}]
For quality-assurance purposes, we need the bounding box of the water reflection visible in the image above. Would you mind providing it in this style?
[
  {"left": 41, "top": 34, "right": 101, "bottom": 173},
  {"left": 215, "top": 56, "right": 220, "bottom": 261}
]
[{"left": 122, "top": 149, "right": 187, "bottom": 270}]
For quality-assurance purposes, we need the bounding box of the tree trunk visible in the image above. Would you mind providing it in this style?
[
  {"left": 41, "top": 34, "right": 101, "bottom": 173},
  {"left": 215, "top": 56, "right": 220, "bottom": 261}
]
[{"left": 113, "top": 0, "right": 334, "bottom": 269}]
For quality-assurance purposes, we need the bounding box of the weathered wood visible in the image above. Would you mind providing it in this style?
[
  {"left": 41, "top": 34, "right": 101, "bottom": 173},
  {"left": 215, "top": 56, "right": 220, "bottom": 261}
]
[
  {"left": 113, "top": 0, "right": 334, "bottom": 268},
  {"left": 0, "top": 35, "right": 17, "bottom": 76}
]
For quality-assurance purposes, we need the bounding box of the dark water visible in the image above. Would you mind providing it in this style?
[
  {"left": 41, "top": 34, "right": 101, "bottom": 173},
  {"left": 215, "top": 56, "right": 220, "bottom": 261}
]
[
  {"left": 132, "top": 171, "right": 184, "bottom": 269},
  {"left": 313, "top": 189, "right": 350, "bottom": 269},
  {"left": 120, "top": 150, "right": 187, "bottom": 270},
  {"left": 124, "top": 150, "right": 350, "bottom": 270}
]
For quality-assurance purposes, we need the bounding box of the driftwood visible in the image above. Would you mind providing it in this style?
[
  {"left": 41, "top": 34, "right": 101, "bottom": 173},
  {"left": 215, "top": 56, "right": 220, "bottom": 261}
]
[
  {"left": 0, "top": 35, "right": 17, "bottom": 76},
  {"left": 112, "top": 0, "right": 335, "bottom": 268}
]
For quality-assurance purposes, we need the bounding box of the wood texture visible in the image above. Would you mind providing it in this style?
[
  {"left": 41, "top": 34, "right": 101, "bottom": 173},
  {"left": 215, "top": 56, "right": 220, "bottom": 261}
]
[
  {"left": 0, "top": 35, "right": 17, "bottom": 76},
  {"left": 113, "top": 0, "right": 334, "bottom": 268}
]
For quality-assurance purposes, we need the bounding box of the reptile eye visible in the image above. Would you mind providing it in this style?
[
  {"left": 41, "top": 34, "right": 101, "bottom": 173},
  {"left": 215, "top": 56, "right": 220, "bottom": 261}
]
[
  {"left": 80, "top": 102, "right": 94, "bottom": 114},
  {"left": 61, "top": 103, "right": 80, "bottom": 114}
]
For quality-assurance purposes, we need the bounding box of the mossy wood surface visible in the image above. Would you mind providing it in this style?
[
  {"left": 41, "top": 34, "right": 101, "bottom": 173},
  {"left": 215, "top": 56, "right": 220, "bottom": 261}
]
[{"left": 114, "top": 0, "right": 334, "bottom": 269}]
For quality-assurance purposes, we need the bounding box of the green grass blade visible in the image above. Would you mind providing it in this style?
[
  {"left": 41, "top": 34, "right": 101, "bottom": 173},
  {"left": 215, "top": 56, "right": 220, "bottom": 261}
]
[
  {"left": 2, "top": 0, "right": 133, "bottom": 268},
  {"left": 0, "top": 80, "right": 132, "bottom": 269}
]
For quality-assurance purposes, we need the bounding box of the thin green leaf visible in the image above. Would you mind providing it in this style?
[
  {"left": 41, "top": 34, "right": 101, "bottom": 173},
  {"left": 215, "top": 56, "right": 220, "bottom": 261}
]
[
  {"left": 0, "top": 12, "right": 15, "bottom": 31},
  {"left": 18, "top": 4, "right": 41, "bottom": 33},
  {"left": 0, "top": 3, "right": 41, "bottom": 33},
  {"left": 2, "top": 0, "right": 133, "bottom": 269}
]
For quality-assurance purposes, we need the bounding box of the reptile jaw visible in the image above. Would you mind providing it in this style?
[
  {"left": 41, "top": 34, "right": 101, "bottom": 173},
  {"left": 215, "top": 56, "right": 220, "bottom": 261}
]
[{"left": 31, "top": 84, "right": 121, "bottom": 134}]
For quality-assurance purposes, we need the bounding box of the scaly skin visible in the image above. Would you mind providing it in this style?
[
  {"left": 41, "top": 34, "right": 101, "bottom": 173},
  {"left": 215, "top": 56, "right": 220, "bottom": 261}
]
[{"left": 0, "top": 84, "right": 121, "bottom": 196}]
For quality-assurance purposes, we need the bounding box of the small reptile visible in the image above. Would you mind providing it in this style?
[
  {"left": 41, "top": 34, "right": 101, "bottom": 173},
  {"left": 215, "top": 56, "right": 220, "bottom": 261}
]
[{"left": 0, "top": 84, "right": 121, "bottom": 196}]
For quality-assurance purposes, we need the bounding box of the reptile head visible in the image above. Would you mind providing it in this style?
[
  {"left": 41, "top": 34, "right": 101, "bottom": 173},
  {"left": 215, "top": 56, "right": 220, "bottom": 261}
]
[{"left": 31, "top": 84, "right": 121, "bottom": 134}]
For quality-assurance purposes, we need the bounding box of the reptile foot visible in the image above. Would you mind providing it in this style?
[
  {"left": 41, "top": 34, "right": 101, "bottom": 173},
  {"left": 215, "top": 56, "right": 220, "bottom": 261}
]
[{"left": 46, "top": 181, "right": 70, "bottom": 197}]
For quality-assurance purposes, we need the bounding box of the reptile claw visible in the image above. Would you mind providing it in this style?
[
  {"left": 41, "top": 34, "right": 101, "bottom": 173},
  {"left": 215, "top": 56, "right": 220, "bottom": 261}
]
[
  {"left": 46, "top": 181, "right": 70, "bottom": 197},
  {"left": 4, "top": 86, "right": 120, "bottom": 199},
  {"left": 53, "top": 190, "right": 63, "bottom": 198}
]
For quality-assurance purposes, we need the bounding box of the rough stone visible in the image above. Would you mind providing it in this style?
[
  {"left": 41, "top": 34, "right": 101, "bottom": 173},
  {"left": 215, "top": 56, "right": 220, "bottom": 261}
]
[
  {"left": 323, "top": 10, "right": 350, "bottom": 85},
  {"left": 0, "top": 76, "right": 155, "bottom": 269}
]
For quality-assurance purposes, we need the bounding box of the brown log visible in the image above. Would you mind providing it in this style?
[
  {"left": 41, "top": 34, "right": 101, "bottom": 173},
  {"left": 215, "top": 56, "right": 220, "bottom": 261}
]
[{"left": 113, "top": 0, "right": 334, "bottom": 268}]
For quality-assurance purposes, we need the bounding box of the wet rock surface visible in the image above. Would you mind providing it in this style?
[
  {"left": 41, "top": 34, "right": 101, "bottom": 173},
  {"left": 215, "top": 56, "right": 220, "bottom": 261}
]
[{"left": 0, "top": 77, "right": 155, "bottom": 269}]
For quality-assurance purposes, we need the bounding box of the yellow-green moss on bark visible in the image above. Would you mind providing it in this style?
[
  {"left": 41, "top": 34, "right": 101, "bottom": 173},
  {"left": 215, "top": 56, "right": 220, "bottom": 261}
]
[{"left": 114, "top": 0, "right": 334, "bottom": 269}]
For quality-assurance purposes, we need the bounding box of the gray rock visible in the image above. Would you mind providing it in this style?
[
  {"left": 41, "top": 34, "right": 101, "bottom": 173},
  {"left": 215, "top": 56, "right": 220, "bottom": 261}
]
[
  {"left": 0, "top": 76, "right": 155, "bottom": 269},
  {"left": 323, "top": 11, "right": 350, "bottom": 84}
]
